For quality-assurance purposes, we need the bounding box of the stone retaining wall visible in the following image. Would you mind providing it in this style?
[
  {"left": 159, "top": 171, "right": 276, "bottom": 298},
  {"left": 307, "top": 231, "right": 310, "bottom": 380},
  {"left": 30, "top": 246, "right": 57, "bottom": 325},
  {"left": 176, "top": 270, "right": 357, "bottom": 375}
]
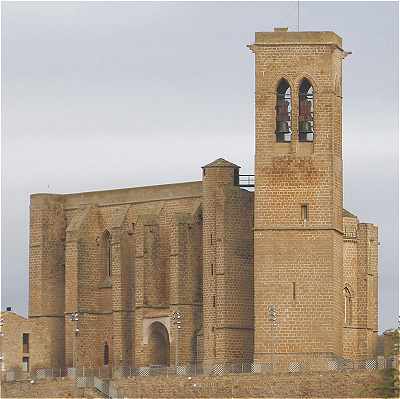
[{"left": 114, "top": 369, "right": 395, "bottom": 398}]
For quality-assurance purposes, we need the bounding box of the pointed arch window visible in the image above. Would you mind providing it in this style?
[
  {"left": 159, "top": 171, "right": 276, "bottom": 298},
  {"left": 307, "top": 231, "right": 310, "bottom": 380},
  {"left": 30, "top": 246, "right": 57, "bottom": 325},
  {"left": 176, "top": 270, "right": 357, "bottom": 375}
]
[
  {"left": 298, "top": 79, "right": 314, "bottom": 142},
  {"left": 275, "top": 79, "right": 292, "bottom": 142},
  {"left": 344, "top": 287, "right": 352, "bottom": 326},
  {"left": 103, "top": 230, "right": 112, "bottom": 278}
]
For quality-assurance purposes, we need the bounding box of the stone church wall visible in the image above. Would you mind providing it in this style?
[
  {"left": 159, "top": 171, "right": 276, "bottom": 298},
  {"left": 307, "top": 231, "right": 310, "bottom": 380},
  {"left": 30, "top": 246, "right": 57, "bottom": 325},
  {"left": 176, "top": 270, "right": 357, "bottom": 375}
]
[{"left": 19, "top": 29, "right": 380, "bottom": 372}]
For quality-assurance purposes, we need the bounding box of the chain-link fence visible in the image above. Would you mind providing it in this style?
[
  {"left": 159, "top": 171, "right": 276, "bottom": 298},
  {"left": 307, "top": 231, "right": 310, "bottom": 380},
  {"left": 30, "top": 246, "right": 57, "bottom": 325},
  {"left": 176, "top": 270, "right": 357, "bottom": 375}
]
[
  {"left": 1, "top": 356, "right": 397, "bottom": 386},
  {"left": 112, "top": 355, "right": 397, "bottom": 379},
  {"left": 0, "top": 366, "right": 113, "bottom": 382}
]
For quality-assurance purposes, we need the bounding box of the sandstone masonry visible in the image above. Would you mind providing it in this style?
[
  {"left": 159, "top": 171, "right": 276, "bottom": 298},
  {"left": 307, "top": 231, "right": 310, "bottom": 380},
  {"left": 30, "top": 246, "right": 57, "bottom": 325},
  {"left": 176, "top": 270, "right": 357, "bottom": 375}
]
[{"left": 1, "top": 28, "right": 378, "bottom": 372}]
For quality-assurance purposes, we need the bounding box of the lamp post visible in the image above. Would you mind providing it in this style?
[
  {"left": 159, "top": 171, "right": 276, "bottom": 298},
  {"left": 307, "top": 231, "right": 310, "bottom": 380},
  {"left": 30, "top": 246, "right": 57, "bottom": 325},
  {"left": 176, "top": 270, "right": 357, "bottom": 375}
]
[
  {"left": 0, "top": 318, "right": 5, "bottom": 372},
  {"left": 170, "top": 311, "right": 183, "bottom": 369},
  {"left": 267, "top": 305, "right": 278, "bottom": 370},
  {"left": 69, "top": 312, "right": 79, "bottom": 369}
]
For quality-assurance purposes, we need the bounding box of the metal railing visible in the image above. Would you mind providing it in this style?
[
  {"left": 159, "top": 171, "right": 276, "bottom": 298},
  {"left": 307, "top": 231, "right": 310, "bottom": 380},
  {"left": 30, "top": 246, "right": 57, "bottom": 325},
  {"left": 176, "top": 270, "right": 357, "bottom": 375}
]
[
  {"left": 237, "top": 174, "right": 255, "bottom": 188},
  {"left": 343, "top": 228, "right": 358, "bottom": 240},
  {"left": 0, "top": 368, "right": 121, "bottom": 398},
  {"left": 94, "top": 376, "right": 122, "bottom": 398}
]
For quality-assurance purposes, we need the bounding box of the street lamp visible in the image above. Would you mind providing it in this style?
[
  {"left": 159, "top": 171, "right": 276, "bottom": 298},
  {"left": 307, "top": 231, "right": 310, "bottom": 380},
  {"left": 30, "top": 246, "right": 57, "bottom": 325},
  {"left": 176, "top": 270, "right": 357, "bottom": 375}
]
[
  {"left": 0, "top": 317, "right": 5, "bottom": 337},
  {"left": 69, "top": 312, "right": 79, "bottom": 368},
  {"left": 170, "top": 311, "right": 183, "bottom": 369},
  {"left": 69, "top": 312, "right": 79, "bottom": 322},
  {"left": 267, "top": 305, "right": 278, "bottom": 370},
  {"left": 69, "top": 312, "right": 79, "bottom": 334},
  {"left": 0, "top": 318, "right": 5, "bottom": 371}
]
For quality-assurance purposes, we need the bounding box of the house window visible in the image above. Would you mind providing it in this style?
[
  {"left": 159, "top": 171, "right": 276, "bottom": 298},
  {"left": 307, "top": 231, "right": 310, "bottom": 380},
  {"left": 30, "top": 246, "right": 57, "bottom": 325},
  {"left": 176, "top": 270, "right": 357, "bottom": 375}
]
[
  {"left": 276, "top": 78, "right": 292, "bottom": 142},
  {"left": 301, "top": 204, "right": 309, "bottom": 222},
  {"left": 22, "top": 333, "right": 29, "bottom": 353},
  {"left": 344, "top": 288, "right": 352, "bottom": 325},
  {"left": 104, "top": 342, "right": 109, "bottom": 366},
  {"left": 299, "top": 78, "right": 314, "bottom": 142}
]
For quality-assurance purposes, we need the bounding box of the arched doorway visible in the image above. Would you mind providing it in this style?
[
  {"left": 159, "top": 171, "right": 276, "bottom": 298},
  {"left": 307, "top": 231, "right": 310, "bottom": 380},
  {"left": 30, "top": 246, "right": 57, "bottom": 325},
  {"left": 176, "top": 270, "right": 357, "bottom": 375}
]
[{"left": 148, "top": 322, "right": 170, "bottom": 366}]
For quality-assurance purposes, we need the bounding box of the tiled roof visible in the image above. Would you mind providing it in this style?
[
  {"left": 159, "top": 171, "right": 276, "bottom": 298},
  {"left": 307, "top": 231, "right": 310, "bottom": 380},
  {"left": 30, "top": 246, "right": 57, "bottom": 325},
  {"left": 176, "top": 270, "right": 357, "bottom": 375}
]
[
  {"left": 202, "top": 158, "right": 240, "bottom": 169},
  {"left": 342, "top": 208, "right": 357, "bottom": 218}
]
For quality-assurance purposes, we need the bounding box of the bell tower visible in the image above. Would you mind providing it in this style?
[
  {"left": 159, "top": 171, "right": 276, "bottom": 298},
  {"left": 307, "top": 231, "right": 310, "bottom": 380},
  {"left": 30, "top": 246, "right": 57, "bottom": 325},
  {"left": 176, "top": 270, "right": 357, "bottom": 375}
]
[{"left": 249, "top": 29, "right": 347, "bottom": 361}]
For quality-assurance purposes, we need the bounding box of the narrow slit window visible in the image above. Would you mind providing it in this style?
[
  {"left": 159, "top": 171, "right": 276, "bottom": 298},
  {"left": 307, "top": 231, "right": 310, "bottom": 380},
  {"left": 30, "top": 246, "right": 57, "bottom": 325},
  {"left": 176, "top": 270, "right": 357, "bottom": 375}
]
[
  {"left": 234, "top": 169, "right": 240, "bottom": 186},
  {"left": 344, "top": 288, "right": 352, "bottom": 326},
  {"left": 301, "top": 204, "right": 309, "bottom": 221},
  {"left": 213, "top": 296, "right": 216, "bottom": 308},
  {"left": 103, "top": 230, "right": 112, "bottom": 278},
  {"left": 211, "top": 264, "right": 214, "bottom": 276},
  {"left": 299, "top": 79, "right": 314, "bottom": 142},
  {"left": 276, "top": 78, "right": 292, "bottom": 142},
  {"left": 22, "top": 333, "right": 29, "bottom": 353},
  {"left": 292, "top": 282, "right": 296, "bottom": 300},
  {"left": 104, "top": 342, "right": 109, "bottom": 366}
]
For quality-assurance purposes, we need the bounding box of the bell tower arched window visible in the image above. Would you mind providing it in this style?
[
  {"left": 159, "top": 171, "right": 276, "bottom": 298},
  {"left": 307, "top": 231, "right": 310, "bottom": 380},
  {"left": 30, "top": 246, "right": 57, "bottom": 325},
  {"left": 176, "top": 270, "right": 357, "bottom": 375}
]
[
  {"left": 298, "top": 79, "right": 314, "bottom": 142},
  {"left": 275, "top": 79, "right": 292, "bottom": 142},
  {"left": 103, "top": 230, "right": 112, "bottom": 278}
]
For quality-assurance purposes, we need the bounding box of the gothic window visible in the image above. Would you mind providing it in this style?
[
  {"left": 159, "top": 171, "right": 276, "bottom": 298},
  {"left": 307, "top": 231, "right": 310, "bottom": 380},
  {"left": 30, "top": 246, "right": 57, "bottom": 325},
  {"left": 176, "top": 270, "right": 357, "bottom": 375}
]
[
  {"left": 298, "top": 78, "right": 314, "bottom": 142},
  {"left": 344, "top": 287, "right": 352, "bottom": 325},
  {"left": 103, "top": 230, "right": 112, "bottom": 278},
  {"left": 104, "top": 342, "right": 109, "bottom": 366},
  {"left": 276, "top": 79, "right": 292, "bottom": 142}
]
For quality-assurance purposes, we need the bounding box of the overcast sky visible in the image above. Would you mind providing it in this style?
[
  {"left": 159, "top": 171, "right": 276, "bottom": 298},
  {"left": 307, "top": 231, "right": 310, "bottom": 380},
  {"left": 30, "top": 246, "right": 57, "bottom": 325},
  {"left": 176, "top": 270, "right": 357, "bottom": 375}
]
[{"left": 1, "top": 1, "right": 398, "bottom": 332}]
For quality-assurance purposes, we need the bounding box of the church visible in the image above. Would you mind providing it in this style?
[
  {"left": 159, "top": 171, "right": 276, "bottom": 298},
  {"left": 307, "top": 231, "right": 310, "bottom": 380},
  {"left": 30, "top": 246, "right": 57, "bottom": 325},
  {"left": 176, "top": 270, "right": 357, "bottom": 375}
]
[{"left": 3, "top": 28, "right": 379, "bottom": 372}]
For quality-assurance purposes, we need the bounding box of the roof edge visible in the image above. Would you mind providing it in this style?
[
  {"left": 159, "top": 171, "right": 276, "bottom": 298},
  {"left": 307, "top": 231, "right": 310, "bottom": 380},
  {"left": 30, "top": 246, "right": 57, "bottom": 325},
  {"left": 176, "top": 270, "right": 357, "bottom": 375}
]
[{"left": 202, "top": 158, "right": 241, "bottom": 169}]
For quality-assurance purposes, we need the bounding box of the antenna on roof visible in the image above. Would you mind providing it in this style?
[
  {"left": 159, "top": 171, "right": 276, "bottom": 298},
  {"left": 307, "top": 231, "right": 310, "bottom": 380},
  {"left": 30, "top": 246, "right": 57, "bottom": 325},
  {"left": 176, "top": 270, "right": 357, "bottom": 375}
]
[{"left": 297, "top": 0, "right": 300, "bottom": 32}]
